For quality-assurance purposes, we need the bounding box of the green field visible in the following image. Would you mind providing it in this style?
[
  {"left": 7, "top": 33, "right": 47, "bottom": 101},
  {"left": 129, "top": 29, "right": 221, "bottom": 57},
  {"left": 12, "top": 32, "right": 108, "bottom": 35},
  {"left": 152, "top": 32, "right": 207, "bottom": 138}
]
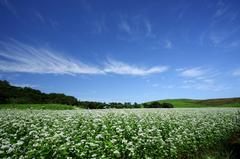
[
  {"left": 149, "top": 98, "right": 240, "bottom": 108},
  {"left": 0, "top": 108, "right": 239, "bottom": 158},
  {"left": 1, "top": 99, "right": 240, "bottom": 158},
  {"left": 1, "top": 97, "right": 240, "bottom": 110},
  {"left": 0, "top": 104, "right": 77, "bottom": 110}
]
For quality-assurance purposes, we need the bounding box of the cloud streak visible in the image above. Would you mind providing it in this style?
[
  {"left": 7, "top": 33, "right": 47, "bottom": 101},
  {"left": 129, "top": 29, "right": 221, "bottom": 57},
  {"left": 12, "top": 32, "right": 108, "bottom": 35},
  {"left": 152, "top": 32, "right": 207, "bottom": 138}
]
[
  {"left": 178, "top": 67, "right": 205, "bottom": 77},
  {"left": 177, "top": 67, "right": 227, "bottom": 91},
  {"left": 104, "top": 59, "right": 168, "bottom": 76},
  {"left": 0, "top": 40, "right": 104, "bottom": 75},
  {"left": 0, "top": 0, "right": 17, "bottom": 16},
  {"left": 164, "top": 40, "right": 173, "bottom": 49},
  {"left": 34, "top": 10, "right": 45, "bottom": 23},
  {"left": 213, "top": 0, "right": 229, "bottom": 18},
  {"left": 0, "top": 40, "right": 168, "bottom": 76},
  {"left": 119, "top": 19, "right": 132, "bottom": 35},
  {"left": 233, "top": 69, "right": 240, "bottom": 76},
  {"left": 198, "top": 0, "right": 240, "bottom": 48},
  {"left": 118, "top": 15, "right": 154, "bottom": 39},
  {"left": 178, "top": 67, "right": 219, "bottom": 80},
  {"left": 181, "top": 79, "right": 230, "bottom": 91}
]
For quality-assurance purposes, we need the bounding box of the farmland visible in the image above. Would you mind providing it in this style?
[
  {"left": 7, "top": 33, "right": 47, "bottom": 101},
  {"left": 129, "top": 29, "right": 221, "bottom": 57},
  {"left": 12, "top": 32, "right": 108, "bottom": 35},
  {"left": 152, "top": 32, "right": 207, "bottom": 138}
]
[
  {"left": 148, "top": 98, "right": 240, "bottom": 108},
  {"left": 0, "top": 108, "right": 239, "bottom": 158}
]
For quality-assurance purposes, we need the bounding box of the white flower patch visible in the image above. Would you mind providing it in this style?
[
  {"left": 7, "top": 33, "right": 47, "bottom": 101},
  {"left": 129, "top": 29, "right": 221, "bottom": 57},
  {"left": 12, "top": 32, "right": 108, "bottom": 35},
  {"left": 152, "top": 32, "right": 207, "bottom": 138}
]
[{"left": 0, "top": 108, "right": 239, "bottom": 158}]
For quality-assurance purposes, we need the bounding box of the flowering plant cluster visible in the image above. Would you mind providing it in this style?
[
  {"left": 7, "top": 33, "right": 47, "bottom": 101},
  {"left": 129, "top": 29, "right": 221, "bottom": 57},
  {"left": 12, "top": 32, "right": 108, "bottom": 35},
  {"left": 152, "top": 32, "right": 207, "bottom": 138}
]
[{"left": 0, "top": 108, "right": 239, "bottom": 158}]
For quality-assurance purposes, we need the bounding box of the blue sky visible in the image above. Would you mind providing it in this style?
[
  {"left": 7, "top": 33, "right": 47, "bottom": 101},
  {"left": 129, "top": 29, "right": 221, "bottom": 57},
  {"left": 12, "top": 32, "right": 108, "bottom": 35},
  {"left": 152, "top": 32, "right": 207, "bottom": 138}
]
[{"left": 0, "top": 0, "right": 240, "bottom": 103}]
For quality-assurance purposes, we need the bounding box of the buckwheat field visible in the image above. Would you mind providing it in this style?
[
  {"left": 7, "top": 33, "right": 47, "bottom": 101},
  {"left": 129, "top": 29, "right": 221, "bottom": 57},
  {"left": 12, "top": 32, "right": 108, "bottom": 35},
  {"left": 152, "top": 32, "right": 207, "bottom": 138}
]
[{"left": 0, "top": 108, "right": 239, "bottom": 158}]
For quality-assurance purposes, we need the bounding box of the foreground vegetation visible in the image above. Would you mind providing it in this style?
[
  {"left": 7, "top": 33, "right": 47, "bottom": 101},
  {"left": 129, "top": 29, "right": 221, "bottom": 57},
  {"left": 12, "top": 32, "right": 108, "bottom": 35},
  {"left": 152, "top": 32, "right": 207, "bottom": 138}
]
[{"left": 0, "top": 108, "right": 239, "bottom": 158}]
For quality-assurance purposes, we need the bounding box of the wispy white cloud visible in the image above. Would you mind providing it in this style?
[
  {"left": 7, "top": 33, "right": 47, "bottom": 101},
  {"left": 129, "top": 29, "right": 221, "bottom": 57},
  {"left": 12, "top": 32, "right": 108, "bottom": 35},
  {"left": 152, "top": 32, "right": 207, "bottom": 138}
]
[
  {"left": 213, "top": 0, "right": 229, "bottom": 18},
  {"left": 173, "top": 1, "right": 192, "bottom": 21},
  {"left": 104, "top": 59, "right": 168, "bottom": 76},
  {"left": 32, "top": 10, "right": 59, "bottom": 29},
  {"left": 200, "top": 24, "right": 240, "bottom": 48},
  {"left": 118, "top": 15, "right": 154, "bottom": 39},
  {"left": 48, "top": 18, "right": 59, "bottom": 29},
  {"left": 0, "top": 39, "right": 168, "bottom": 76},
  {"left": 80, "top": 0, "right": 92, "bottom": 12},
  {"left": 227, "top": 40, "right": 240, "bottom": 48},
  {"left": 151, "top": 83, "right": 159, "bottom": 87},
  {"left": 150, "top": 39, "right": 174, "bottom": 50},
  {"left": 176, "top": 68, "right": 185, "bottom": 72},
  {"left": 164, "top": 40, "right": 173, "bottom": 49},
  {"left": 143, "top": 19, "right": 153, "bottom": 37},
  {"left": 208, "top": 32, "right": 225, "bottom": 45},
  {"left": 179, "top": 67, "right": 205, "bottom": 77},
  {"left": 89, "top": 14, "right": 107, "bottom": 34},
  {"left": 92, "top": 20, "right": 106, "bottom": 34},
  {"left": 34, "top": 10, "right": 45, "bottom": 23},
  {"left": 181, "top": 78, "right": 229, "bottom": 91},
  {"left": 183, "top": 80, "right": 195, "bottom": 84},
  {"left": 119, "top": 18, "right": 132, "bottom": 35},
  {"left": 0, "top": 0, "right": 17, "bottom": 16},
  {"left": 208, "top": 26, "right": 240, "bottom": 46},
  {"left": 178, "top": 67, "right": 219, "bottom": 80},
  {"left": 0, "top": 40, "right": 104, "bottom": 75},
  {"left": 227, "top": 11, "right": 239, "bottom": 23},
  {"left": 178, "top": 67, "right": 228, "bottom": 91},
  {"left": 162, "top": 85, "right": 174, "bottom": 89},
  {"left": 233, "top": 68, "right": 240, "bottom": 76},
  {"left": 198, "top": 0, "right": 240, "bottom": 48}
]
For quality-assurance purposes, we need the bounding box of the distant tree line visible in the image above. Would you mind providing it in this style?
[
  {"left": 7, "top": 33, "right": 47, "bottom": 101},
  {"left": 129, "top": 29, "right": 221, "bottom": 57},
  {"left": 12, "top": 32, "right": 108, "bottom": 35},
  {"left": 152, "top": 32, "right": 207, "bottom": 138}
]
[
  {"left": 0, "top": 80, "right": 174, "bottom": 109},
  {"left": 0, "top": 80, "right": 78, "bottom": 105},
  {"left": 142, "top": 101, "right": 174, "bottom": 108},
  {"left": 78, "top": 101, "right": 141, "bottom": 109}
]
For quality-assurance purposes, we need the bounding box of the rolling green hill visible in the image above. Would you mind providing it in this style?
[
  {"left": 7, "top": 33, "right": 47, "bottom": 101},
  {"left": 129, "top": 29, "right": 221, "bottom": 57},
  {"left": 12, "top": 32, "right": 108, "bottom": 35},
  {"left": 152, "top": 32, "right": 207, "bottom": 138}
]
[{"left": 147, "top": 98, "right": 240, "bottom": 108}]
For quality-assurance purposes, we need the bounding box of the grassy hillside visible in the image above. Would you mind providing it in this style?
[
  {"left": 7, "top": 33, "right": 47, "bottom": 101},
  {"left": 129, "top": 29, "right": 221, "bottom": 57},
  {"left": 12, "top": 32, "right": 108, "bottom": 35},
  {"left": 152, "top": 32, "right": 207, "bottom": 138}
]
[
  {"left": 0, "top": 104, "right": 78, "bottom": 110},
  {"left": 148, "top": 98, "right": 240, "bottom": 108}
]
